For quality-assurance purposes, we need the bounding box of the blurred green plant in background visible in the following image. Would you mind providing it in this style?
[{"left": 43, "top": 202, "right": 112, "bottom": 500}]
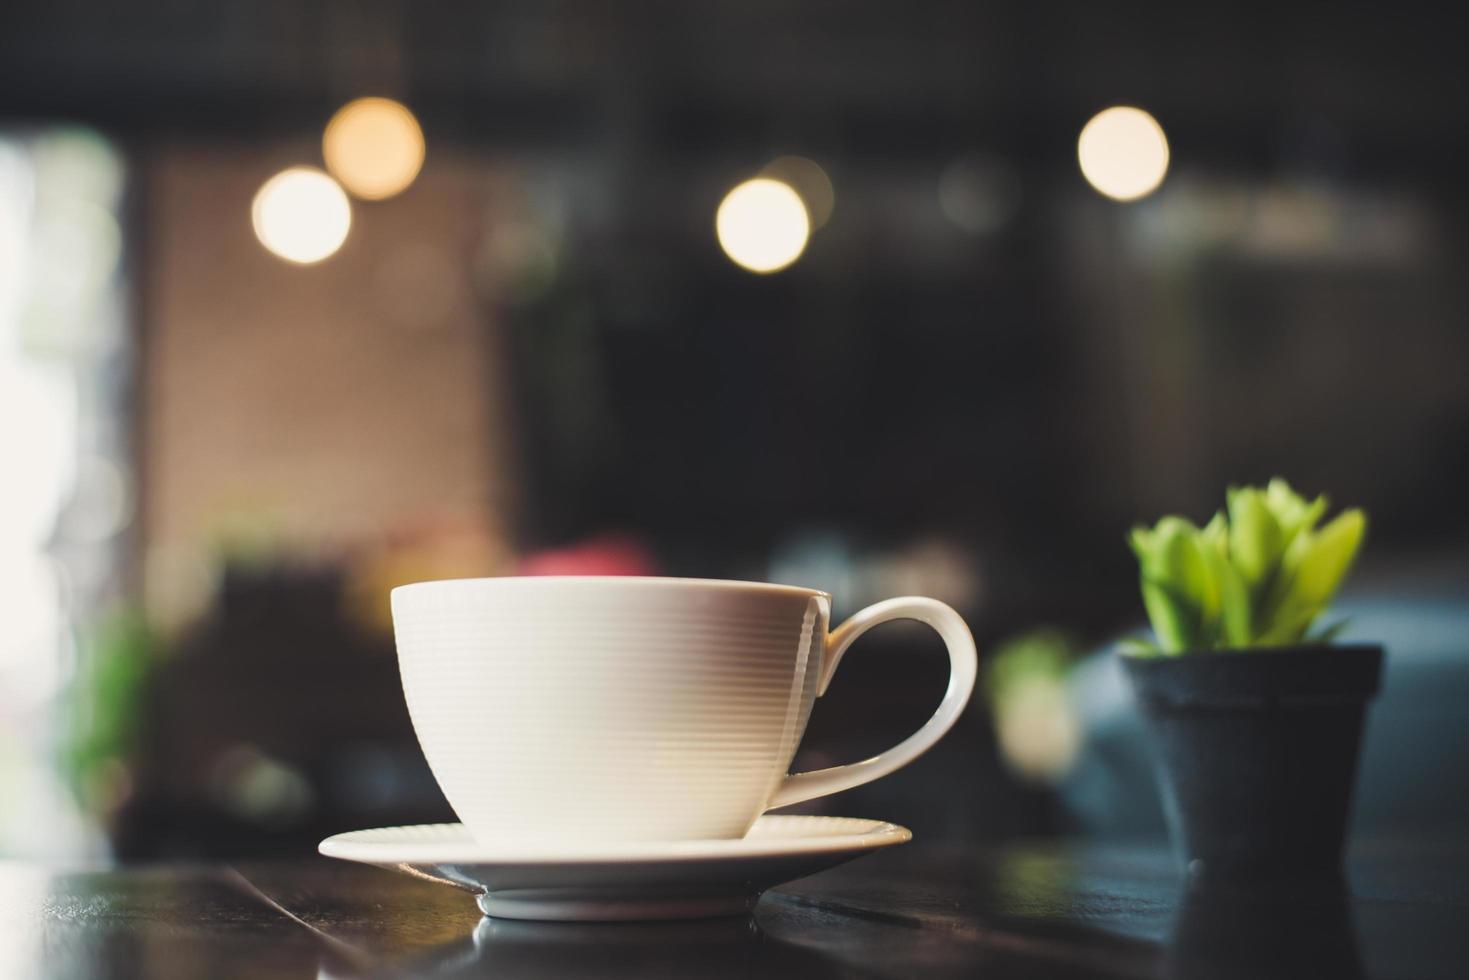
[
  {"left": 983, "top": 628, "right": 1082, "bottom": 784},
  {"left": 1128, "top": 478, "right": 1367, "bottom": 654},
  {"left": 61, "top": 607, "right": 157, "bottom": 820}
]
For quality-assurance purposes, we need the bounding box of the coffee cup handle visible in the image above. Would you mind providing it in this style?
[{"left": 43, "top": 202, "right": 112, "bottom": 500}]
[{"left": 769, "top": 596, "right": 978, "bottom": 809}]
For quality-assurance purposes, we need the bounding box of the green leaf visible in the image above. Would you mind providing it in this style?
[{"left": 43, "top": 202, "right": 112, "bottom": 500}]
[
  {"left": 1200, "top": 510, "right": 1230, "bottom": 558},
  {"left": 1155, "top": 518, "right": 1219, "bottom": 624},
  {"left": 1141, "top": 579, "right": 1197, "bottom": 653},
  {"left": 1128, "top": 526, "right": 1154, "bottom": 562},
  {"left": 1265, "top": 478, "right": 1328, "bottom": 548},
  {"left": 1201, "top": 541, "right": 1251, "bottom": 646},
  {"left": 1227, "top": 486, "right": 1283, "bottom": 591},
  {"left": 1275, "top": 508, "right": 1367, "bottom": 612},
  {"left": 1254, "top": 602, "right": 1323, "bottom": 646},
  {"left": 1131, "top": 516, "right": 1227, "bottom": 651},
  {"left": 1264, "top": 477, "right": 1304, "bottom": 515}
]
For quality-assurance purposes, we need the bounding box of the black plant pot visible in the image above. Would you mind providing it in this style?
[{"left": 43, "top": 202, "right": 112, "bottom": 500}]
[
  {"left": 1165, "top": 875, "right": 1364, "bottom": 980},
  {"left": 1120, "top": 644, "right": 1383, "bottom": 880}
]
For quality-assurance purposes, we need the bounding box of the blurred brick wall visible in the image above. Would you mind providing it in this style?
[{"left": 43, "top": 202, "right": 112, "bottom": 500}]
[{"left": 139, "top": 145, "right": 516, "bottom": 625}]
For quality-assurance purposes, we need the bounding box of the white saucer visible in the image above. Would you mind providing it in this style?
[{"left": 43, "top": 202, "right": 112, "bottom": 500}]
[{"left": 318, "top": 815, "right": 910, "bottom": 921}]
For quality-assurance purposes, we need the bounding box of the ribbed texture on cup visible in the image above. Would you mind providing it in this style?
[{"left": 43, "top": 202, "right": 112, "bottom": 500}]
[{"left": 393, "top": 580, "right": 828, "bottom": 843}]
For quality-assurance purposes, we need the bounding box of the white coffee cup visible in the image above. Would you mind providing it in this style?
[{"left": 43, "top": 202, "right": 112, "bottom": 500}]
[{"left": 392, "top": 576, "right": 977, "bottom": 844}]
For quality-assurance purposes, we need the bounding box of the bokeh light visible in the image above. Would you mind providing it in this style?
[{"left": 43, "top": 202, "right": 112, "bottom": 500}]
[
  {"left": 322, "top": 97, "right": 425, "bottom": 201},
  {"left": 1077, "top": 106, "right": 1170, "bottom": 202},
  {"left": 251, "top": 167, "right": 352, "bottom": 264},
  {"left": 761, "top": 156, "right": 835, "bottom": 229},
  {"left": 715, "top": 177, "right": 810, "bottom": 274}
]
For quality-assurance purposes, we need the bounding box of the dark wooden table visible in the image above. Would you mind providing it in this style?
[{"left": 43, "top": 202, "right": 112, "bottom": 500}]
[{"left": 4, "top": 839, "right": 1465, "bottom": 978}]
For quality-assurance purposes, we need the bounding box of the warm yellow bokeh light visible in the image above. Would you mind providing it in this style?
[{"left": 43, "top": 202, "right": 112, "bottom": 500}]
[
  {"left": 251, "top": 167, "right": 352, "bottom": 264},
  {"left": 322, "top": 97, "right": 425, "bottom": 201},
  {"left": 1077, "top": 106, "right": 1170, "bottom": 202},
  {"left": 715, "top": 178, "right": 810, "bottom": 274}
]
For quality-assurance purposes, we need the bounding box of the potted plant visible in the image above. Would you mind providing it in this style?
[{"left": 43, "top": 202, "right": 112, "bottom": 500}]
[{"left": 1120, "top": 479, "right": 1381, "bottom": 879}]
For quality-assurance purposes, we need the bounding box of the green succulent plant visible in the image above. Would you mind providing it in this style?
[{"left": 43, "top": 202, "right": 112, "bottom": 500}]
[{"left": 1127, "top": 479, "right": 1366, "bottom": 654}]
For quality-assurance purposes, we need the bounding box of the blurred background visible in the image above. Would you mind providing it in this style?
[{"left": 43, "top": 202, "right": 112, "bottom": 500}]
[{"left": 1, "top": 0, "right": 1466, "bottom": 861}]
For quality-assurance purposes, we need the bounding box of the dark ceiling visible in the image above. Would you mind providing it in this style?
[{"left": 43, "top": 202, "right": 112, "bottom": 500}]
[{"left": 2, "top": 0, "right": 1464, "bottom": 177}]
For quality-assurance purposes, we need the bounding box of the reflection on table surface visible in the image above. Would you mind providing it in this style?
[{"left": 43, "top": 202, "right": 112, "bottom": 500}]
[{"left": 4, "top": 838, "right": 1468, "bottom": 979}]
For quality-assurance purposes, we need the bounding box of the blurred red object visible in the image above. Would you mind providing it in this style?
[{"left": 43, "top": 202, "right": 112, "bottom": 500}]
[{"left": 516, "top": 532, "right": 659, "bottom": 577}]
